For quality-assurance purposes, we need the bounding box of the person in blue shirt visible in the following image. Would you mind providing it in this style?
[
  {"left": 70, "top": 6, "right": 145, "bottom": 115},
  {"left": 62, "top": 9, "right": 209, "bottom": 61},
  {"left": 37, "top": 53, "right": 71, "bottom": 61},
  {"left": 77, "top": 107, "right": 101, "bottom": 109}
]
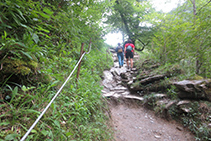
[{"left": 115, "top": 43, "right": 124, "bottom": 68}]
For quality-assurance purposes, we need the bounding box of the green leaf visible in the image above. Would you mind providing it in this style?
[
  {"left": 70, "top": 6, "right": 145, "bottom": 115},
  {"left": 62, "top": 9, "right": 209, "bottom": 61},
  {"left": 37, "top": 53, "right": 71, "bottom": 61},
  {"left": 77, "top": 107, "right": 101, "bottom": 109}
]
[
  {"left": 5, "top": 133, "right": 20, "bottom": 141},
  {"left": 66, "top": 132, "right": 73, "bottom": 136},
  {"left": 26, "top": 109, "right": 40, "bottom": 114},
  {"left": 4, "top": 30, "right": 7, "bottom": 38},
  {"left": 16, "top": 42, "right": 27, "bottom": 48},
  {"left": 31, "top": 129, "right": 37, "bottom": 133},
  {"left": 16, "top": 9, "right": 27, "bottom": 22},
  {"left": 0, "top": 121, "right": 10, "bottom": 126},
  {"left": 32, "top": 33, "right": 39, "bottom": 44},
  {"left": 54, "top": 120, "right": 60, "bottom": 128},
  {"left": 10, "top": 86, "right": 18, "bottom": 103},
  {"left": 63, "top": 50, "right": 67, "bottom": 55},
  {"left": 19, "top": 50, "right": 33, "bottom": 60},
  {"left": 20, "top": 23, "right": 28, "bottom": 28},
  {"left": 21, "top": 85, "right": 36, "bottom": 92},
  {"left": 13, "top": 86, "right": 18, "bottom": 94},
  {"left": 36, "top": 26, "right": 50, "bottom": 33},
  {"left": 43, "top": 7, "right": 54, "bottom": 15},
  {"left": 41, "top": 130, "right": 48, "bottom": 136},
  {"left": 40, "top": 13, "right": 50, "bottom": 19},
  {"left": 21, "top": 85, "right": 27, "bottom": 92}
]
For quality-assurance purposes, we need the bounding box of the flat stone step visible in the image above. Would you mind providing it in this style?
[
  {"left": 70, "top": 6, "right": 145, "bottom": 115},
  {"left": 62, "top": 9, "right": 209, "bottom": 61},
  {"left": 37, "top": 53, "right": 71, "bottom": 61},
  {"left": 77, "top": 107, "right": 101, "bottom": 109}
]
[
  {"left": 109, "top": 86, "right": 127, "bottom": 91},
  {"left": 102, "top": 91, "right": 115, "bottom": 97},
  {"left": 123, "top": 95, "right": 144, "bottom": 101}
]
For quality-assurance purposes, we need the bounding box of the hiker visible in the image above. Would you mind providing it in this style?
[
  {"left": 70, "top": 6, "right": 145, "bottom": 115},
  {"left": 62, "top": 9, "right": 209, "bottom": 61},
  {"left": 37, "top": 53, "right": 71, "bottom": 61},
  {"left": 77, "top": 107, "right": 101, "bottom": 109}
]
[
  {"left": 115, "top": 43, "right": 124, "bottom": 68},
  {"left": 124, "top": 39, "right": 135, "bottom": 70}
]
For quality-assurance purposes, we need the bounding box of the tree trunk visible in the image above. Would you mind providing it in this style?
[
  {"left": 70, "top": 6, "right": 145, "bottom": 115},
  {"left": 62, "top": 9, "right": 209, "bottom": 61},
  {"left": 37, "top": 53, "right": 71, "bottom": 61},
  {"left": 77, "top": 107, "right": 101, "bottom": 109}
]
[{"left": 191, "top": 0, "right": 201, "bottom": 74}]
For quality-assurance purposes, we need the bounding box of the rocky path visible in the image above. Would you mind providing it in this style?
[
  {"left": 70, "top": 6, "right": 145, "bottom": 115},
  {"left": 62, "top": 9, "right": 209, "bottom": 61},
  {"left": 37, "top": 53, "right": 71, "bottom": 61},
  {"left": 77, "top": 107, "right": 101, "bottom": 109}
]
[{"left": 101, "top": 49, "right": 195, "bottom": 141}]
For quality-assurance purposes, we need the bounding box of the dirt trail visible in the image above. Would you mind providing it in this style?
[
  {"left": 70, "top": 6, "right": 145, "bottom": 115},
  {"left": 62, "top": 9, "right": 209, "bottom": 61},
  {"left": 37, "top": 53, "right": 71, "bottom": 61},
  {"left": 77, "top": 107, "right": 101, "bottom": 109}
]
[
  {"left": 102, "top": 50, "right": 195, "bottom": 141},
  {"left": 108, "top": 100, "right": 194, "bottom": 141}
]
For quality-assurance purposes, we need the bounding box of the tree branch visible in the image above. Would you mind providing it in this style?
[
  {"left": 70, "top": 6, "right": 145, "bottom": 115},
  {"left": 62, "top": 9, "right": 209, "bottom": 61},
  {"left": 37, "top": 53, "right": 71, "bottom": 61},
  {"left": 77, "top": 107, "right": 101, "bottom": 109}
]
[
  {"left": 136, "top": 39, "right": 150, "bottom": 52},
  {"left": 196, "top": 0, "right": 211, "bottom": 15}
]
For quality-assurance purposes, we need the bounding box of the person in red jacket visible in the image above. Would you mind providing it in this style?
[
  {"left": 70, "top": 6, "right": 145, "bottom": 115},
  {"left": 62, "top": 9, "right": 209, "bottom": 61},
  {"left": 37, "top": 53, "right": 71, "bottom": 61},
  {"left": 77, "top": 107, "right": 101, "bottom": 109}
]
[{"left": 124, "top": 39, "right": 135, "bottom": 70}]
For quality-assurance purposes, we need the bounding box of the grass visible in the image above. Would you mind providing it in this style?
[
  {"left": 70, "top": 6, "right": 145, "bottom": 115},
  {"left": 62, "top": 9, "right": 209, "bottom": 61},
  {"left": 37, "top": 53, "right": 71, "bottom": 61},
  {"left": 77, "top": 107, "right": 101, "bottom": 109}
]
[{"left": 0, "top": 47, "right": 114, "bottom": 141}]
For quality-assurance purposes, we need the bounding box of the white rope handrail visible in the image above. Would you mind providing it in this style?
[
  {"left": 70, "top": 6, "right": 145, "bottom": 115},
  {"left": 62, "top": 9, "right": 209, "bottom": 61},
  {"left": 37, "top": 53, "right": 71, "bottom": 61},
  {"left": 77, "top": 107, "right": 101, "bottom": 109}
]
[{"left": 20, "top": 42, "right": 91, "bottom": 141}]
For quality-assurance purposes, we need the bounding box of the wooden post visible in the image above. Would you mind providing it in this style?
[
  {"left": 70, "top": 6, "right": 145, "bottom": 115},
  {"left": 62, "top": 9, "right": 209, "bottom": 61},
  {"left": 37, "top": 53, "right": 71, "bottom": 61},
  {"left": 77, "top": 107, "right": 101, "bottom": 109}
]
[{"left": 76, "top": 43, "right": 84, "bottom": 83}]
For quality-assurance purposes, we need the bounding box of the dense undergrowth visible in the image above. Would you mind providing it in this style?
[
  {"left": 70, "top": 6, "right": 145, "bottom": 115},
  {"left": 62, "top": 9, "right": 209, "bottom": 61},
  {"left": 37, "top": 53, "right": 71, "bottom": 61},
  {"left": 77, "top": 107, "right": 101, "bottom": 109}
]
[
  {"left": 0, "top": 47, "right": 114, "bottom": 141},
  {"left": 0, "top": 0, "right": 115, "bottom": 140},
  {"left": 134, "top": 51, "right": 211, "bottom": 141}
]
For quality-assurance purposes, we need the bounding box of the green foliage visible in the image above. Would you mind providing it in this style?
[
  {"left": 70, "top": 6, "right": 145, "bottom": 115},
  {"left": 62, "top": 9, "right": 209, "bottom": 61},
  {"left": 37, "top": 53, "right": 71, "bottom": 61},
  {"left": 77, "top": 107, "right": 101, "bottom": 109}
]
[
  {"left": 166, "top": 85, "right": 178, "bottom": 100},
  {"left": 0, "top": 0, "right": 113, "bottom": 140},
  {"left": 150, "top": 0, "right": 211, "bottom": 77},
  {"left": 104, "top": 0, "right": 155, "bottom": 48},
  {"left": 143, "top": 93, "right": 159, "bottom": 108},
  {"left": 181, "top": 101, "right": 211, "bottom": 140},
  {"left": 0, "top": 45, "right": 113, "bottom": 140}
]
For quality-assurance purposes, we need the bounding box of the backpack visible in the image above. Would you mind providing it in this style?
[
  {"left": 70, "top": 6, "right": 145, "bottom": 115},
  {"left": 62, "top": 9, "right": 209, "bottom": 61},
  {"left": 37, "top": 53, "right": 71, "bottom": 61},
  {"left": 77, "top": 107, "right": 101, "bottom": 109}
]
[
  {"left": 117, "top": 46, "right": 123, "bottom": 53},
  {"left": 126, "top": 45, "right": 133, "bottom": 51}
]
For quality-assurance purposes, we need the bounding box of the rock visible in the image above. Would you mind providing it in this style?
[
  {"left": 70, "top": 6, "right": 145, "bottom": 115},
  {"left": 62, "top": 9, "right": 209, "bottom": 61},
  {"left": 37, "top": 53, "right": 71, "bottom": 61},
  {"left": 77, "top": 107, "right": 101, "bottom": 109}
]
[
  {"left": 143, "top": 94, "right": 168, "bottom": 108},
  {"left": 122, "top": 79, "right": 129, "bottom": 83},
  {"left": 138, "top": 75, "right": 165, "bottom": 85},
  {"left": 180, "top": 107, "right": 191, "bottom": 113},
  {"left": 154, "top": 94, "right": 167, "bottom": 99},
  {"left": 127, "top": 80, "right": 133, "bottom": 85},
  {"left": 165, "top": 100, "right": 178, "bottom": 110},
  {"left": 61, "top": 121, "right": 66, "bottom": 125},
  {"left": 177, "top": 100, "right": 191, "bottom": 106},
  {"left": 176, "top": 100, "right": 192, "bottom": 113},
  {"left": 131, "top": 68, "right": 137, "bottom": 71},
  {"left": 101, "top": 90, "right": 109, "bottom": 94},
  {"left": 173, "top": 80, "right": 204, "bottom": 92},
  {"left": 156, "top": 99, "right": 170, "bottom": 106},
  {"left": 120, "top": 72, "right": 128, "bottom": 79},
  {"left": 163, "top": 100, "right": 178, "bottom": 120},
  {"left": 111, "top": 86, "right": 127, "bottom": 91},
  {"left": 103, "top": 91, "right": 115, "bottom": 97},
  {"left": 132, "top": 77, "right": 137, "bottom": 81},
  {"left": 109, "top": 48, "right": 116, "bottom": 53},
  {"left": 154, "top": 135, "right": 161, "bottom": 139},
  {"left": 204, "top": 88, "right": 211, "bottom": 101},
  {"left": 103, "top": 83, "right": 113, "bottom": 89},
  {"left": 102, "top": 70, "right": 114, "bottom": 81},
  {"left": 121, "top": 91, "right": 130, "bottom": 95},
  {"left": 176, "top": 126, "right": 183, "bottom": 131},
  {"left": 173, "top": 79, "right": 211, "bottom": 101},
  {"left": 124, "top": 95, "right": 144, "bottom": 101},
  {"left": 111, "top": 70, "right": 119, "bottom": 77}
]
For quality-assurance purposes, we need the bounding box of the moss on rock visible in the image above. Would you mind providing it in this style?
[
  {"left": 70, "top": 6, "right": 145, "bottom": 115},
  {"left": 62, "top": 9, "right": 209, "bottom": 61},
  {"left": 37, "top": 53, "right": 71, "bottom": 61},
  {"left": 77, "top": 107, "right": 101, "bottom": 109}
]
[{"left": 2, "top": 58, "right": 38, "bottom": 75}]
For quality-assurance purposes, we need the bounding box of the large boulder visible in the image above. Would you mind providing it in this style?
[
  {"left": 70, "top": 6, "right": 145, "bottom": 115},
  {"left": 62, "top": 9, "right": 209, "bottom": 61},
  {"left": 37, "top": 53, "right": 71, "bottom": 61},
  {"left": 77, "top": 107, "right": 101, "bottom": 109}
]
[{"left": 173, "top": 79, "right": 211, "bottom": 101}]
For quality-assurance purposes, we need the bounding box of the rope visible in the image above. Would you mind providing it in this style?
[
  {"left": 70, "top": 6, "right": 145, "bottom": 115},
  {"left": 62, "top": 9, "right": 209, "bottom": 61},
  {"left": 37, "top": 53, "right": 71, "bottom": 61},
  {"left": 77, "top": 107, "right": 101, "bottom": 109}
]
[{"left": 20, "top": 42, "right": 91, "bottom": 141}]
